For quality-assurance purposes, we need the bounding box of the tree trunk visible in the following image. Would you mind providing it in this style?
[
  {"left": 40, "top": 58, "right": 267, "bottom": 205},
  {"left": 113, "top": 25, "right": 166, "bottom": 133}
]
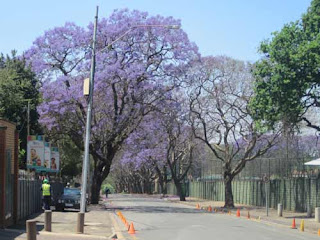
[
  {"left": 163, "top": 169, "right": 168, "bottom": 196},
  {"left": 163, "top": 181, "right": 167, "bottom": 196},
  {"left": 224, "top": 176, "right": 234, "bottom": 208},
  {"left": 174, "top": 180, "right": 186, "bottom": 201},
  {"left": 90, "top": 162, "right": 111, "bottom": 204},
  {"left": 145, "top": 180, "right": 151, "bottom": 194},
  {"left": 155, "top": 166, "right": 167, "bottom": 196},
  {"left": 158, "top": 177, "right": 164, "bottom": 195},
  {"left": 91, "top": 175, "right": 103, "bottom": 204}
]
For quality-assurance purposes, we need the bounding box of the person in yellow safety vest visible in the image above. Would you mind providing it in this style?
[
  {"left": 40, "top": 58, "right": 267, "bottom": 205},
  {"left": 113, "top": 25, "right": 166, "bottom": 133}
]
[{"left": 41, "top": 179, "right": 51, "bottom": 210}]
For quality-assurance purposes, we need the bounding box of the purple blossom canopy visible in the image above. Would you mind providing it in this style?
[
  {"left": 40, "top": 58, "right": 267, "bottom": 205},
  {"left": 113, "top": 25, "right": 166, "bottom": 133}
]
[{"left": 25, "top": 9, "right": 199, "bottom": 154}]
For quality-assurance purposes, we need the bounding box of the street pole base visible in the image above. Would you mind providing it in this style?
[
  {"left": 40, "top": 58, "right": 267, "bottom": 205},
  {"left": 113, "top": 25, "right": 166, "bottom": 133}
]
[{"left": 77, "top": 212, "right": 85, "bottom": 234}]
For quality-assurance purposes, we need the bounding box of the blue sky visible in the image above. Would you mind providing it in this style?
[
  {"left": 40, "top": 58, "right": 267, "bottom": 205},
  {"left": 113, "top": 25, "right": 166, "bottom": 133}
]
[{"left": 0, "top": 0, "right": 312, "bottom": 61}]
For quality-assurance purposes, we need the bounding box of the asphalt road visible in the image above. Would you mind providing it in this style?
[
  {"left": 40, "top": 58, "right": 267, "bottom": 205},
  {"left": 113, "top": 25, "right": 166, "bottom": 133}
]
[{"left": 107, "top": 194, "right": 319, "bottom": 240}]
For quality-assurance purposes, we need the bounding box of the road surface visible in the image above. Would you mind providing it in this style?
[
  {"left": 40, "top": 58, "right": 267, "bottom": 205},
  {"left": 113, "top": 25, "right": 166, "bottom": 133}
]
[{"left": 107, "top": 194, "right": 318, "bottom": 240}]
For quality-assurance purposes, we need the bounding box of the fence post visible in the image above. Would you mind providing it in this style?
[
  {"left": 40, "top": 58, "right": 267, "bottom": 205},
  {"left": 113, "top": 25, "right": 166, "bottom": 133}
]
[
  {"left": 26, "top": 220, "right": 37, "bottom": 240},
  {"left": 277, "top": 203, "right": 283, "bottom": 217},
  {"left": 307, "top": 205, "right": 312, "bottom": 218},
  {"left": 315, "top": 207, "right": 320, "bottom": 223},
  {"left": 265, "top": 182, "right": 269, "bottom": 216},
  {"left": 32, "top": 182, "right": 35, "bottom": 214},
  {"left": 27, "top": 180, "right": 29, "bottom": 216}
]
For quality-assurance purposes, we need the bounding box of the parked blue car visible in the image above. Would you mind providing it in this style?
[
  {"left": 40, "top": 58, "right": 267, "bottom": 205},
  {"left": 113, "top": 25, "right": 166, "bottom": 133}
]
[{"left": 55, "top": 188, "right": 88, "bottom": 211}]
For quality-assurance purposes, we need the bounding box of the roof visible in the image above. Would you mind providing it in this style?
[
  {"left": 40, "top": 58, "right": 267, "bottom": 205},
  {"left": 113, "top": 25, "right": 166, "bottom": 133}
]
[{"left": 304, "top": 158, "right": 320, "bottom": 166}]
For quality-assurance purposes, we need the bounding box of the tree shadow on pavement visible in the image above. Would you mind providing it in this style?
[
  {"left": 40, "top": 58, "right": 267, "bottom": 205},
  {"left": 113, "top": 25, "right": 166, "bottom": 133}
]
[
  {"left": 8, "top": 212, "right": 44, "bottom": 231},
  {"left": 285, "top": 215, "right": 313, "bottom": 219},
  {"left": 105, "top": 198, "right": 165, "bottom": 203},
  {"left": 0, "top": 229, "right": 26, "bottom": 240},
  {"left": 103, "top": 205, "right": 209, "bottom": 214},
  {"left": 0, "top": 217, "right": 44, "bottom": 240}
]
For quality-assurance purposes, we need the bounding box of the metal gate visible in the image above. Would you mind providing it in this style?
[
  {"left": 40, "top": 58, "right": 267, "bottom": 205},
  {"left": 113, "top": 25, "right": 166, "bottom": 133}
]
[{"left": 5, "top": 149, "right": 13, "bottom": 220}]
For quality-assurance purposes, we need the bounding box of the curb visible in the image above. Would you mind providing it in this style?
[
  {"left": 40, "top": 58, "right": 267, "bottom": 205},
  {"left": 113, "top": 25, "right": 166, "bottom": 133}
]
[
  {"left": 108, "top": 212, "right": 126, "bottom": 240},
  {"left": 38, "top": 231, "right": 109, "bottom": 239},
  {"left": 165, "top": 198, "right": 320, "bottom": 236}
]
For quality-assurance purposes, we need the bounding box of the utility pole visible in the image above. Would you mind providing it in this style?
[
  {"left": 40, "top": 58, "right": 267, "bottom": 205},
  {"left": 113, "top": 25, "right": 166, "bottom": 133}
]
[
  {"left": 27, "top": 99, "right": 30, "bottom": 136},
  {"left": 80, "top": 6, "right": 98, "bottom": 214}
]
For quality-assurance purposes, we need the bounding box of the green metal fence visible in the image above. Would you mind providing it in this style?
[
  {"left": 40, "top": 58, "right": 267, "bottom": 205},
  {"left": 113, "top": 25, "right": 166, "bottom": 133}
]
[
  {"left": 17, "top": 180, "right": 64, "bottom": 221},
  {"left": 167, "top": 178, "right": 320, "bottom": 212},
  {"left": 18, "top": 179, "right": 42, "bottom": 220}
]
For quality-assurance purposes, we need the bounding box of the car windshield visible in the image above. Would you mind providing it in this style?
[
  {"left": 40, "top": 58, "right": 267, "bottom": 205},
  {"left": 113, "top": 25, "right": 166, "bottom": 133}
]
[{"left": 64, "top": 188, "right": 81, "bottom": 196}]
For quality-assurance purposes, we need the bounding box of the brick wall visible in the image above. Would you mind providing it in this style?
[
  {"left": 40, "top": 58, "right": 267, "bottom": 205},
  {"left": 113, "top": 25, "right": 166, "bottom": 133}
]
[
  {"left": 0, "top": 119, "right": 18, "bottom": 228},
  {"left": 0, "top": 127, "right": 7, "bottom": 228},
  {"left": 0, "top": 119, "right": 16, "bottom": 174}
]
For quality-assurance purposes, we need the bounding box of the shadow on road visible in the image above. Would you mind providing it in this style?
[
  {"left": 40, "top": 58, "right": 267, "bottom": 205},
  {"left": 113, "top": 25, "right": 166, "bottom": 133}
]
[
  {"left": 101, "top": 195, "right": 211, "bottom": 214},
  {"left": 285, "top": 215, "right": 313, "bottom": 219},
  {"left": 104, "top": 205, "right": 206, "bottom": 214}
]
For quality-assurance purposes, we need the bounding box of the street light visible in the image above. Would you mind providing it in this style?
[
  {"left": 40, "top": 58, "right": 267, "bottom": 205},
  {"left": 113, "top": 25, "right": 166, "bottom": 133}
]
[
  {"left": 80, "top": 7, "right": 181, "bottom": 214},
  {"left": 80, "top": 6, "right": 98, "bottom": 214},
  {"left": 20, "top": 99, "right": 32, "bottom": 136}
]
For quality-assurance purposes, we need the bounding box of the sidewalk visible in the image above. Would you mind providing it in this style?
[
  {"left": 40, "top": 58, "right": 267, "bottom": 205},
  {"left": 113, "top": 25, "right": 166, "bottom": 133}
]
[
  {"left": 0, "top": 201, "right": 114, "bottom": 240},
  {"left": 164, "top": 196, "right": 320, "bottom": 235}
]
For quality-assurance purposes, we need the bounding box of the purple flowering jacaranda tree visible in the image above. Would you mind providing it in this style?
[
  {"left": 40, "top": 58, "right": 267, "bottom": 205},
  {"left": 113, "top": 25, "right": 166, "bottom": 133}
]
[
  {"left": 25, "top": 9, "right": 199, "bottom": 203},
  {"left": 121, "top": 96, "right": 198, "bottom": 201},
  {"left": 120, "top": 113, "right": 169, "bottom": 195}
]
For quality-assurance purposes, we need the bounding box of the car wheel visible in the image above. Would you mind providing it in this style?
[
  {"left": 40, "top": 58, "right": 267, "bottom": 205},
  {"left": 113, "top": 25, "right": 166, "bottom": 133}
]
[{"left": 56, "top": 206, "right": 65, "bottom": 212}]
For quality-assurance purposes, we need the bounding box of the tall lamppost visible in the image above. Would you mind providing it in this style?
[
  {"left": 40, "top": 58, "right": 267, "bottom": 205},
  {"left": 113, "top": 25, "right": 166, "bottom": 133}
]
[
  {"left": 80, "top": 6, "right": 180, "bottom": 214},
  {"left": 79, "top": 6, "right": 98, "bottom": 214}
]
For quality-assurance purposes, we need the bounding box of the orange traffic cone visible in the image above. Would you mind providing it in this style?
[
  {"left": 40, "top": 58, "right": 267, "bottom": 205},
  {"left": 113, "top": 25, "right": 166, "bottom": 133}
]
[
  {"left": 125, "top": 221, "right": 129, "bottom": 230},
  {"left": 318, "top": 229, "right": 320, "bottom": 236},
  {"left": 208, "top": 206, "right": 212, "bottom": 212},
  {"left": 247, "top": 211, "right": 250, "bottom": 219},
  {"left": 128, "top": 223, "right": 136, "bottom": 234},
  {"left": 236, "top": 209, "right": 240, "bottom": 217},
  {"left": 291, "top": 218, "right": 297, "bottom": 229},
  {"left": 196, "top": 203, "right": 200, "bottom": 209}
]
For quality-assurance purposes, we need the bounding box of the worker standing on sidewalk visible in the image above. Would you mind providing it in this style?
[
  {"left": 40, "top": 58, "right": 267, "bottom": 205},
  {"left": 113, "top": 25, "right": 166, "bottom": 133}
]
[{"left": 41, "top": 179, "right": 51, "bottom": 210}]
